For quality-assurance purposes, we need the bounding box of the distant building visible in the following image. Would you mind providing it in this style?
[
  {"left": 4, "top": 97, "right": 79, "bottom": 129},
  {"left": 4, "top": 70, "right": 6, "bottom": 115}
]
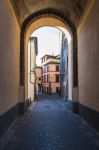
[
  {"left": 28, "top": 37, "right": 38, "bottom": 101},
  {"left": 60, "top": 31, "right": 68, "bottom": 100},
  {"left": 35, "top": 66, "right": 42, "bottom": 93},
  {"left": 41, "top": 55, "right": 60, "bottom": 94}
]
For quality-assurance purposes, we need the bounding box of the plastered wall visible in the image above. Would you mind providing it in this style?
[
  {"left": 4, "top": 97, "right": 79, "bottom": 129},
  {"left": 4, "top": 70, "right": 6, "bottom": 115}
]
[
  {"left": 0, "top": 0, "right": 20, "bottom": 115},
  {"left": 78, "top": 0, "right": 99, "bottom": 112},
  {"left": 28, "top": 39, "right": 36, "bottom": 101},
  {"left": 68, "top": 42, "right": 73, "bottom": 101}
]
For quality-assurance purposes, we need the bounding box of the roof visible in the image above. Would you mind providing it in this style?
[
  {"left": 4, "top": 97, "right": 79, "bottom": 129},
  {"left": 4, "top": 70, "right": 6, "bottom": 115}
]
[
  {"left": 42, "top": 61, "right": 60, "bottom": 66},
  {"left": 41, "top": 54, "right": 60, "bottom": 59}
]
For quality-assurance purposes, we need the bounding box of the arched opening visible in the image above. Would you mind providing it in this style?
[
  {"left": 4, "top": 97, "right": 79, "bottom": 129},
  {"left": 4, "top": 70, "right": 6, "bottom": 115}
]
[
  {"left": 28, "top": 25, "right": 71, "bottom": 100},
  {"left": 1, "top": 0, "right": 99, "bottom": 139},
  {"left": 20, "top": 9, "right": 78, "bottom": 112}
]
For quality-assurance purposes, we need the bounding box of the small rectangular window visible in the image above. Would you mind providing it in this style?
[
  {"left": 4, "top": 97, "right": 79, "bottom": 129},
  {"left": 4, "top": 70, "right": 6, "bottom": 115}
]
[
  {"left": 47, "top": 66, "right": 49, "bottom": 72},
  {"left": 56, "top": 75, "right": 60, "bottom": 83},
  {"left": 56, "top": 87, "right": 59, "bottom": 93},
  {"left": 44, "top": 66, "right": 46, "bottom": 73},
  {"left": 56, "top": 65, "right": 59, "bottom": 71},
  {"left": 47, "top": 74, "right": 49, "bottom": 82},
  {"left": 44, "top": 75, "right": 46, "bottom": 82}
]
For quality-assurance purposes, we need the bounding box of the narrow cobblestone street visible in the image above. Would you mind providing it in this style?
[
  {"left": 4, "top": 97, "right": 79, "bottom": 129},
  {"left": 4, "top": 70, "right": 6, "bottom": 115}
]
[{"left": 0, "top": 95, "right": 99, "bottom": 150}]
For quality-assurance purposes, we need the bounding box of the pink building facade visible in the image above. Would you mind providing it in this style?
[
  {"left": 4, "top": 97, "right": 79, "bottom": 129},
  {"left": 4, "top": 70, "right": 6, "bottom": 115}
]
[{"left": 41, "top": 55, "right": 60, "bottom": 94}]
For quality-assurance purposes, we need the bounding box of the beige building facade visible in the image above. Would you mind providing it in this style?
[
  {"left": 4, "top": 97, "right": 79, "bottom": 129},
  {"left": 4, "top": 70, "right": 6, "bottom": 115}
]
[
  {"left": 41, "top": 55, "right": 60, "bottom": 94},
  {"left": 28, "top": 37, "right": 38, "bottom": 101}
]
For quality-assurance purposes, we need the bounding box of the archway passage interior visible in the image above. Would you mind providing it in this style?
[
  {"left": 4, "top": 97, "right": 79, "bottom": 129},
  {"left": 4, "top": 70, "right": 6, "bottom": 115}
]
[
  {"left": 1, "top": 0, "right": 99, "bottom": 138},
  {"left": 20, "top": 11, "right": 78, "bottom": 112},
  {"left": 28, "top": 25, "right": 70, "bottom": 100}
]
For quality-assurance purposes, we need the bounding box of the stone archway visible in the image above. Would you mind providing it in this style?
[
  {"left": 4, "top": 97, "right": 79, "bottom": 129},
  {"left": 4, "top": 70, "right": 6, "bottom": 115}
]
[
  {"left": 20, "top": 8, "right": 77, "bottom": 85},
  {"left": 20, "top": 8, "right": 78, "bottom": 112}
]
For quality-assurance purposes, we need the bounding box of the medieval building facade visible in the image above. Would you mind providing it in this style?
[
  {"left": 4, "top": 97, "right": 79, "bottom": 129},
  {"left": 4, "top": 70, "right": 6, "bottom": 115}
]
[
  {"left": 28, "top": 37, "right": 38, "bottom": 101},
  {"left": 41, "top": 55, "right": 60, "bottom": 95},
  {"left": 60, "top": 31, "right": 68, "bottom": 101}
]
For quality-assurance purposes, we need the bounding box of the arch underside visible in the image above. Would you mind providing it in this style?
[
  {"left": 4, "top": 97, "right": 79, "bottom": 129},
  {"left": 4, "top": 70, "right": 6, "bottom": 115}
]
[{"left": 20, "top": 8, "right": 78, "bottom": 90}]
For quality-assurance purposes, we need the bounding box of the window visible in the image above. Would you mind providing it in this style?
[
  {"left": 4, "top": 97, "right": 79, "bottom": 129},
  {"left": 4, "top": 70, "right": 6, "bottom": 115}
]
[
  {"left": 56, "top": 65, "right": 59, "bottom": 71},
  {"left": 47, "top": 65, "right": 49, "bottom": 72},
  {"left": 47, "top": 74, "right": 49, "bottom": 82},
  {"left": 56, "top": 87, "right": 59, "bottom": 93},
  {"left": 39, "top": 77, "right": 41, "bottom": 81},
  {"left": 56, "top": 75, "right": 60, "bottom": 82},
  {"left": 44, "top": 66, "right": 46, "bottom": 73},
  {"left": 44, "top": 75, "right": 46, "bottom": 82}
]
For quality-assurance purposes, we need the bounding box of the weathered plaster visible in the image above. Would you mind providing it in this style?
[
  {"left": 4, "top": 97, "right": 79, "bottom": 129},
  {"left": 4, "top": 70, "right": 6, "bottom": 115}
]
[{"left": 11, "top": 0, "right": 88, "bottom": 26}]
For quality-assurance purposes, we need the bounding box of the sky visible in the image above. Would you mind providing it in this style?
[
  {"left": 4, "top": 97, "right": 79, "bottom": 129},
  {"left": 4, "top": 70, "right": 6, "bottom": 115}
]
[{"left": 31, "top": 26, "right": 60, "bottom": 66}]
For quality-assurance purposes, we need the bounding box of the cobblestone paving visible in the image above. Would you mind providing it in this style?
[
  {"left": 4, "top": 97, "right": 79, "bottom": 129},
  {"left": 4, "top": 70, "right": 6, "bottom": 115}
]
[{"left": 0, "top": 95, "right": 99, "bottom": 150}]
